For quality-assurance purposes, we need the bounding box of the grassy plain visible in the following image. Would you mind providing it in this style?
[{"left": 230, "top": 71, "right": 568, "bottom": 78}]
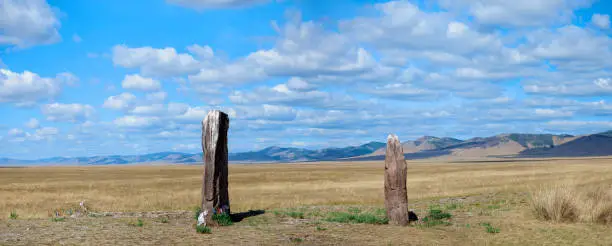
[{"left": 1, "top": 158, "right": 612, "bottom": 245}]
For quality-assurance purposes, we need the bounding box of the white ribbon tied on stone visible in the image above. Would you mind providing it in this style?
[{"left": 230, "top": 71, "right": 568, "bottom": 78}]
[{"left": 197, "top": 210, "right": 208, "bottom": 226}]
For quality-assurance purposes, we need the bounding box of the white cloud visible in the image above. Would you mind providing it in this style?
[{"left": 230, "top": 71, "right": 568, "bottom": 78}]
[
  {"left": 527, "top": 26, "right": 611, "bottom": 65},
  {"left": 524, "top": 77, "right": 612, "bottom": 96},
  {"left": 25, "top": 118, "right": 40, "bottom": 129},
  {"left": 6, "top": 126, "right": 58, "bottom": 142},
  {"left": 42, "top": 103, "right": 95, "bottom": 122},
  {"left": 246, "top": 14, "right": 377, "bottom": 78},
  {"left": 129, "top": 103, "right": 188, "bottom": 117},
  {"left": 437, "top": 0, "right": 592, "bottom": 27},
  {"left": 8, "top": 128, "right": 25, "bottom": 137},
  {"left": 166, "top": 0, "right": 270, "bottom": 9},
  {"left": 229, "top": 79, "right": 376, "bottom": 110},
  {"left": 592, "top": 14, "right": 611, "bottom": 29},
  {"left": 103, "top": 93, "right": 136, "bottom": 110},
  {"left": 188, "top": 60, "right": 266, "bottom": 84},
  {"left": 362, "top": 83, "right": 441, "bottom": 101},
  {"left": 232, "top": 104, "right": 298, "bottom": 121},
  {"left": 340, "top": 1, "right": 503, "bottom": 56},
  {"left": 186, "top": 44, "right": 214, "bottom": 59},
  {"left": 122, "top": 74, "right": 161, "bottom": 91},
  {"left": 112, "top": 45, "right": 201, "bottom": 77},
  {"left": 0, "top": 0, "right": 61, "bottom": 48},
  {"left": 0, "top": 69, "right": 71, "bottom": 106},
  {"left": 146, "top": 91, "right": 167, "bottom": 102},
  {"left": 114, "top": 115, "right": 161, "bottom": 128}
]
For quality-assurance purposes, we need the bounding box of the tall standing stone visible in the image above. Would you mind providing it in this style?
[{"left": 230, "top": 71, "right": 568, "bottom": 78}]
[
  {"left": 384, "top": 134, "right": 409, "bottom": 226},
  {"left": 201, "top": 110, "right": 230, "bottom": 226}
]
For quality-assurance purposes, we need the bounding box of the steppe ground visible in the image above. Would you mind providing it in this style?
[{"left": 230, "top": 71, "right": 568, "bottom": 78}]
[{"left": 1, "top": 158, "right": 612, "bottom": 245}]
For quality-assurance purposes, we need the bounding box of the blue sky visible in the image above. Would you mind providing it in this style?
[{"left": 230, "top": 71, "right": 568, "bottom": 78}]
[{"left": 1, "top": 0, "right": 611, "bottom": 159}]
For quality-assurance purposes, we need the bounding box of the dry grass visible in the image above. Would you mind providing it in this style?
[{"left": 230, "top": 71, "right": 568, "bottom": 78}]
[
  {"left": 530, "top": 184, "right": 612, "bottom": 224},
  {"left": 1, "top": 158, "right": 612, "bottom": 245},
  {"left": 2, "top": 158, "right": 612, "bottom": 218}
]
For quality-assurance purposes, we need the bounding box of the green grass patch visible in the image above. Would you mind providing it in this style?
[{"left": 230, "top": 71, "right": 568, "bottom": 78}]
[
  {"left": 193, "top": 207, "right": 202, "bottom": 220},
  {"left": 325, "top": 211, "right": 389, "bottom": 224},
  {"left": 9, "top": 211, "right": 18, "bottom": 220},
  {"left": 480, "top": 222, "right": 501, "bottom": 234},
  {"left": 273, "top": 209, "right": 306, "bottom": 219},
  {"left": 419, "top": 209, "right": 453, "bottom": 228},
  {"left": 212, "top": 213, "right": 233, "bottom": 226},
  {"left": 445, "top": 203, "right": 462, "bottom": 210},
  {"left": 290, "top": 237, "right": 303, "bottom": 243},
  {"left": 160, "top": 217, "right": 169, "bottom": 223},
  {"left": 315, "top": 225, "right": 327, "bottom": 231},
  {"left": 50, "top": 217, "right": 65, "bottom": 222},
  {"left": 196, "top": 224, "right": 211, "bottom": 234},
  {"left": 129, "top": 218, "right": 144, "bottom": 227}
]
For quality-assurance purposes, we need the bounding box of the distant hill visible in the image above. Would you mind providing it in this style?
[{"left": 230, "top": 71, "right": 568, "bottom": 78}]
[
  {"left": 519, "top": 133, "right": 612, "bottom": 158},
  {"left": 354, "top": 131, "right": 610, "bottom": 160},
  {"left": 0, "top": 142, "right": 385, "bottom": 166},
  {"left": 2, "top": 131, "right": 612, "bottom": 166}
]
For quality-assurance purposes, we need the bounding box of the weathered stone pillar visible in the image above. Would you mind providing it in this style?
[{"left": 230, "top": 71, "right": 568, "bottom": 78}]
[
  {"left": 201, "top": 110, "right": 230, "bottom": 226},
  {"left": 384, "top": 134, "right": 409, "bottom": 226}
]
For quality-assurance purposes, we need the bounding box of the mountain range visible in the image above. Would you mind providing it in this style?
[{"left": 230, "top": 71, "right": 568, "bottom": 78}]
[{"left": 1, "top": 131, "right": 611, "bottom": 166}]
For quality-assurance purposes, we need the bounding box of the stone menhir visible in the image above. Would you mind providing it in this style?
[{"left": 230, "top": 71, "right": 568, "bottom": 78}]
[
  {"left": 201, "top": 110, "right": 230, "bottom": 226},
  {"left": 384, "top": 134, "right": 409, "bottom": 226}
]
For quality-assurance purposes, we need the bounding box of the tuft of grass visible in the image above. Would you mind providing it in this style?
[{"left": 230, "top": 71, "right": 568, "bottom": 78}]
[
  {"left": 212, "top": 213, "right": 234, "bottom": 226},
  {"left": 529, "top": 185, "right": 612, "bottom": 224},
  {"left": 420, "top": 209, "right": 452, "bottom": 227},
  {"left": 325, "top": 211, "right": 388, "bottom": 224},
  {"left": 290, "top": 237, "right": 303, "bottom": 243},
  {"left": 160, "top": 217, "right": 169, "bottom": 223},
  {"left": 426, "top": 209, "right": 452, "bottom": 220},
  {"left": 195, "top": 224, "right": 211, "bottom": 234},
  {"left": 129, "top": 218, "right": 144, "bottom": 227},
  {"left": 273, "top": 209, "right": 305, "bottom": 219},
  {"left": 480, "top": 222, "right": 500, "bottom": 234},
  {"left": 315, "top": 225, "right": 327, "bottom": 231},
  {"left": 445, "top": 203, "right": 462, "bottom": 210},
  {"left": 50, "top": 217, "right": 65, "bottom": 222},
  {"left": 286, "top": 211, "right": 305, "bottom": 219},
  {"left": 9, "top": 211, "right": 18, "bottom": 220}
]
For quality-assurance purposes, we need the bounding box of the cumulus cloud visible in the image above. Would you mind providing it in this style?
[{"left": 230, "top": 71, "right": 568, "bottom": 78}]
[
  {"left": 437, "top": 0, "right": 593, "bottom": 27},
  {"left": 0, "top": 69, "right": 74, "bottom": 106},
  {"left": 25, "top": 118, "right": 40, "bottom": 129},
  {"left": 121, "top": 74, "right": 161, "bottom": 91},
  {"left": 0, "top": 0, "right": 62, "bottom": 48},
  {"left": 103, "top": 93, "right": 137, "bottom": 110},
  {"left": 340, "top": 1, "right": 503, "bottom": 56},
  {"left": 166, "top": 0, "right": 270, "bottom": 9},
  {"left": 6, "top": 126, "right": 59, "bottom": 142},
  {"left": 42, "top": 103, "right": 95, "bottom": 122},
  {"left": 231, "top": 104, "right": 298, "bottom": 121},
  {"left": 592, "top": 13, "right": 610, "bottom": 29},
  {"left": 114, "top": 115, "right": 161, "bottom": 128},
  {"left": 229, "top": 79, "right": 376, "bottom": 110},
  {"left": 112, "top": 45, "right": 201, "bottom": 77}
]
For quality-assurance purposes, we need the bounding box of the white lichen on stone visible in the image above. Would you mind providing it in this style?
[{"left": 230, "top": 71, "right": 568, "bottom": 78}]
[
  {"left": 203, "top": 110, "right": 221, "bottom": 164},
  {"left": 387, "top": 134, "right": 399, "bottom": 143}
]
